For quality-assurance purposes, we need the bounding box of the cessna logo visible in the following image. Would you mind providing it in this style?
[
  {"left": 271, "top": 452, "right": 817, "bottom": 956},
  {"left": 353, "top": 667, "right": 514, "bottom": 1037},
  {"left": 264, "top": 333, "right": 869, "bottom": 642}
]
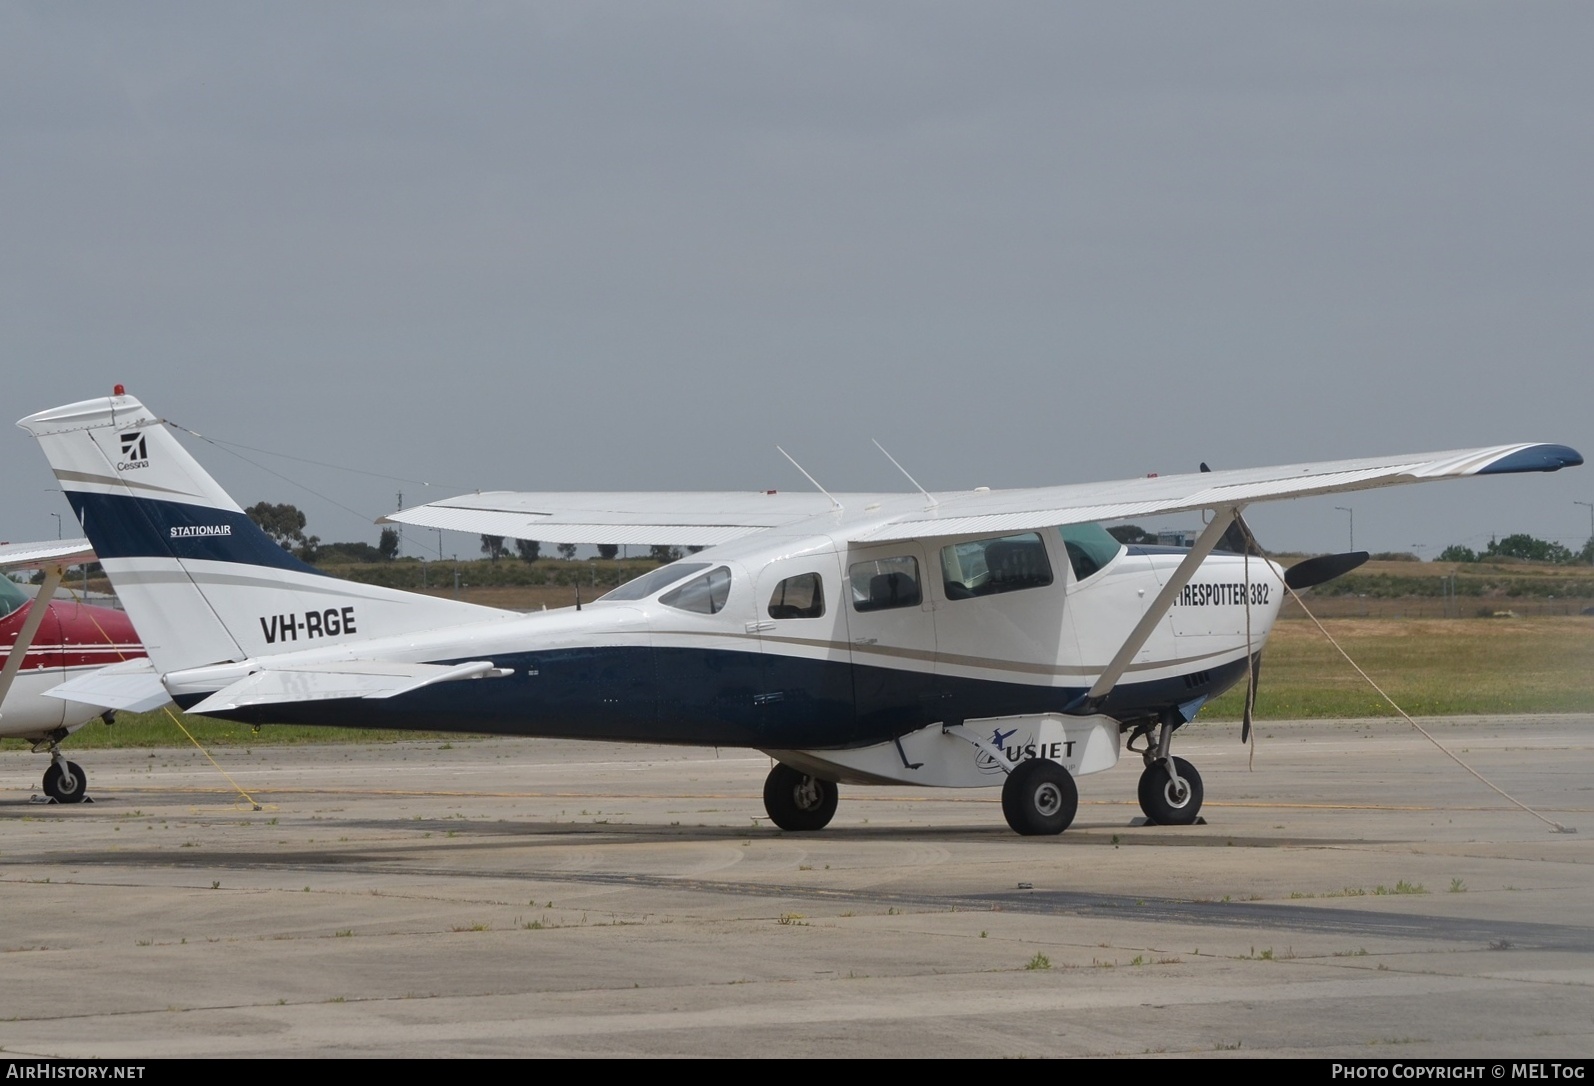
[
  {"left": 117, "top": 432, "right": 149, "bottom": 472},
  {"left": 259, "top": 606, "right": 358, "bottom": 644}
]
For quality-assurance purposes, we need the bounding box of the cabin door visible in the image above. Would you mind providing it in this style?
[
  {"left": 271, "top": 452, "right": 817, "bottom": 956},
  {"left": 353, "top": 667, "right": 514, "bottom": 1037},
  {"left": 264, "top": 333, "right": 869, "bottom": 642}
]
[{"left": 841, "top": 543, "right": 938, "bottom": 738}]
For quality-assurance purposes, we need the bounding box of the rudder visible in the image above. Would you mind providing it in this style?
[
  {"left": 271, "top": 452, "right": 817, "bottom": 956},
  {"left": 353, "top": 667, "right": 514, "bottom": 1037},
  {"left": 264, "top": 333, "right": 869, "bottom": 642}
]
[{"left": 19, "top": 393, "right": 508, "bottom": 674}]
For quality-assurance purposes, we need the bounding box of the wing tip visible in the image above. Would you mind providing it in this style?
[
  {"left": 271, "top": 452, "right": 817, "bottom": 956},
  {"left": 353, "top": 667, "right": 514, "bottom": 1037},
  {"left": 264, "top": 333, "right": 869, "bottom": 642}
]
[{"left": 1477, "top": 444, "right": 1584, "bottom": 476}]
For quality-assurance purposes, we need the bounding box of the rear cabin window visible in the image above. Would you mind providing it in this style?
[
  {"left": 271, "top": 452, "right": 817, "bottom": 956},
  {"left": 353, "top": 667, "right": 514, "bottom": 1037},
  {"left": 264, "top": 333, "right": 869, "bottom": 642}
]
[
  {"left": 1058, "top": 523, "right": 1124, "bottom": 582},
  {"left": 660, "top": 566, "right": 732, "bottom": 614},
  {"left": 940, "top": 532, "right": 1054, "bottom": 599},
  {"left": 767, "top": 573, "right": 825, "bottom": 619},
  {"left": 850, "top": 556, "right": 922, "bottom": 612}
]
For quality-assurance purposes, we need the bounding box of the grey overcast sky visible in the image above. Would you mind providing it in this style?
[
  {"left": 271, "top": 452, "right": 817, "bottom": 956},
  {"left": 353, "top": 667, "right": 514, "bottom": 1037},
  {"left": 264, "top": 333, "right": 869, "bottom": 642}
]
[{"left": 3, "top": 2, "right": 1590, "bottom": 559}]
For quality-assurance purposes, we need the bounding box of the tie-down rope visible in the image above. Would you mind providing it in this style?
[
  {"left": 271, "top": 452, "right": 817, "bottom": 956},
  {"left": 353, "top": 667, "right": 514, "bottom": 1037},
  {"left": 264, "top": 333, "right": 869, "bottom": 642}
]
[{"left": 1233, "top": 525, "right": 1573, "bottom": 834}]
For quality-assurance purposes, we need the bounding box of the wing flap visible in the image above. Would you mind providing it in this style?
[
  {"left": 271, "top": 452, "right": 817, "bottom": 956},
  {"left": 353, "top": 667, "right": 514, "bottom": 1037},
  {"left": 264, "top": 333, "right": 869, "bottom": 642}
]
[{"left": 188, "top": 660, "right": 509, "bottom": 715}]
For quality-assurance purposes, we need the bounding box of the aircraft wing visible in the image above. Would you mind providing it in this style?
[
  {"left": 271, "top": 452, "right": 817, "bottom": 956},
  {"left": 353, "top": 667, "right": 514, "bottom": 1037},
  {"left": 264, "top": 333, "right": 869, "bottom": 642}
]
[
  {"left": 43, "top": 658, "right": 171, "bottom": 713},
  {"left": 382, "top": 491, "right": 883, "bottom": 546},
  {"left": 187, "top": 660, "right": 508, "bottom": 715},
  {"left": 383, "top": 444, "right": 1580, "bottom": 547},
  {"left": 0, "top": 538, "right": 96, "bottom": 569},
  {"left": 849, "top": 443, "right": 1583, "bottom": 542}
]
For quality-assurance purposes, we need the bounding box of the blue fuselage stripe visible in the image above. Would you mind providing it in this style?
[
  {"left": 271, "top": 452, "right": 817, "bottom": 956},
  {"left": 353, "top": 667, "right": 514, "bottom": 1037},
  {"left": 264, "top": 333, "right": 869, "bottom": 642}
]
[{"left": 183, "top": 646, "right": 1252, "bottom": 748}]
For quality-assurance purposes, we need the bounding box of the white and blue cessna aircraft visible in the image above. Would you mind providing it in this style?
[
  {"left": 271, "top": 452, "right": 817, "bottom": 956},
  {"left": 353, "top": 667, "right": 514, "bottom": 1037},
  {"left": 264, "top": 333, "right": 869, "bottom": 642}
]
[{"left": 20, "top": 391, "right": 1582, "bottom": 835}]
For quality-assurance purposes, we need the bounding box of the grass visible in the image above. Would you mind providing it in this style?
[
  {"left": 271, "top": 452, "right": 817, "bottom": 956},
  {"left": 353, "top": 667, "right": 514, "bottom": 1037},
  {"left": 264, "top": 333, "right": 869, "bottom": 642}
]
[
  {"left": 1374, "top": 881, "right": 1427, "bottom": 895},
  {"left": 1205, "top": 616, "right": 1594, "bottom": 719}
]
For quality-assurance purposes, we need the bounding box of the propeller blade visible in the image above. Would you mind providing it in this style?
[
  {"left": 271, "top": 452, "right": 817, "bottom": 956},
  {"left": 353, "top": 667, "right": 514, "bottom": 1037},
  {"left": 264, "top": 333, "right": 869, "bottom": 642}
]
[{"left": 1284, "top": 551, "right": 1370, "bottom": 591}]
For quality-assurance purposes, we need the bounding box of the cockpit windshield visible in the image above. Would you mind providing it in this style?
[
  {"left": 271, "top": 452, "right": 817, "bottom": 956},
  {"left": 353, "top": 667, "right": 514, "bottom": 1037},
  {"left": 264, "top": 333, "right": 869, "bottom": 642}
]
[
  {"left": 597, "top": 562, "right": 711, "bottom": 603},
  {"left": 1058, "top": 523, "right": 1123, "bottom": 582}
]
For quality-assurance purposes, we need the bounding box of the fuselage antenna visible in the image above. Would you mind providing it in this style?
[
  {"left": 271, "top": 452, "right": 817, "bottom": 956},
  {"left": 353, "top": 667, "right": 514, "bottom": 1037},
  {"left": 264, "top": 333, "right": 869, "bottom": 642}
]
[
  {"left": 873, "top": 439, "right": 938, "bottom": 508},
  {"left": 777, "top": 447, "right": 841, "bottom": 511}
]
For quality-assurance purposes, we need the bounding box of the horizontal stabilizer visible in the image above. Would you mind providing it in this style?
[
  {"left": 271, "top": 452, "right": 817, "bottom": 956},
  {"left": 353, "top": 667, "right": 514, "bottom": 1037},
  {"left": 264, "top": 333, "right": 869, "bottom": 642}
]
[
  {"left": 44, "top": 659, "right": 171, "bottom": 713},
  {"left": 188, "top": 660, "right": 511, "bottom": 715},
  {"left": 0, "top": 538, "right": 96, "bottom": 571}
]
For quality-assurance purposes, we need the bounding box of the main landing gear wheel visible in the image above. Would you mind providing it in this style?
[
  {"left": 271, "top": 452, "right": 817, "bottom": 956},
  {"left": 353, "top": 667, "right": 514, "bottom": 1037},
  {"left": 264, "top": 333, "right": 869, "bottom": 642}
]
[
  {"left": 1137, "top": 756, "right": 1203, "bottom": 825},
  {"left": 43, "top": 759, "right": 88, "bottom": 804},
  {"left": 1001, "top": 759, "right": 1078, "bottom": 836},
  {"left": 763, "top": 763, "right": 838, "bottom": 831}
]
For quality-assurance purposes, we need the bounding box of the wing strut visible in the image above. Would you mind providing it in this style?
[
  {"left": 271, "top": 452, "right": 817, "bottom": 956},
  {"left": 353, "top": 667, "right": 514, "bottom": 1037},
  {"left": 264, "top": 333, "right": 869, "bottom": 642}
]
[
  {"left": 1073, "top": 506, "right": 1242, "bottom": 712},
  {"left": 0, "top": 563, "right": 67, "bottom": 717}
]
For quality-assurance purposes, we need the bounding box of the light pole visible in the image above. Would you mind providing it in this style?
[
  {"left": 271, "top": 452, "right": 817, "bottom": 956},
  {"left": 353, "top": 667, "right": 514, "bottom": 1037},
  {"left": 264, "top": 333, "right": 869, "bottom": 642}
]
[
  {"left": 1576, "top": 501, "right": 1594, "bottom": 565},
  {"left": 50, "top": 513, "right": 61, "bottom": 539},
  {"left": 1335, "top": 506, "right": 1354, "bottom": 552}
]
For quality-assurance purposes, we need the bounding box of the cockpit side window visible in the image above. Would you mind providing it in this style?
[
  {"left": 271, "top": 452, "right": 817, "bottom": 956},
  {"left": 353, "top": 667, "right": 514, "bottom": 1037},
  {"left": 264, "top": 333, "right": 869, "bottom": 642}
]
[
  {"left": 660, "top": 566, "right": 732, "bottom": 614},
  {"left": 850, "top": 556, "right": 921, "bottom": 612},
  {"left": 767, "top": 573, "right": 824, "bottom": 619},
  {"left": 939, "top": 533, "right": 1053, "bottom": 599},
  {"left": 1058, "top": 523, "right": 1124, "bottom": 583}
]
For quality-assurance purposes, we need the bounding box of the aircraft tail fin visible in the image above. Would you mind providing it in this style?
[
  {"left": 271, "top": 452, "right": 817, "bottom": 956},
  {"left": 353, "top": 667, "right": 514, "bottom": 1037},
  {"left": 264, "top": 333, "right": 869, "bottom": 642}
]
[{"left": 18, "top": 393, "right": 509, "bottom": 675}]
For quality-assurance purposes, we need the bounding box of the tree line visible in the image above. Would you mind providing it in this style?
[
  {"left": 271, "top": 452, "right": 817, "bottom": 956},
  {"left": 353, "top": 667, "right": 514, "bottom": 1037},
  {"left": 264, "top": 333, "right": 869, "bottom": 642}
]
[
  {"left": 478, "top": 536, "right": 688, "bottom": 564},
  {"left": 1438, "top": 534, "right": 1594, "bottom": 566}
]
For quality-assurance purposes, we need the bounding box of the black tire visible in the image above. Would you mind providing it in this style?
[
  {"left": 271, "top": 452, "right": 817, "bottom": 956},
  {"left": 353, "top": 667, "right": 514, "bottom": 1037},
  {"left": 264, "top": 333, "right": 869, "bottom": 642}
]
[
  {"left": 43, "top": 760, "right": 88, "bottom": 804},
  {"left": 1137, "top": 756, "right": 1203, "bottom": 825},
  {"left": 763, "top": 763, "right": 838, "bottom": 831},
  {"left": 1001, "top": 759, "right": 1078, "bottom": 836}
]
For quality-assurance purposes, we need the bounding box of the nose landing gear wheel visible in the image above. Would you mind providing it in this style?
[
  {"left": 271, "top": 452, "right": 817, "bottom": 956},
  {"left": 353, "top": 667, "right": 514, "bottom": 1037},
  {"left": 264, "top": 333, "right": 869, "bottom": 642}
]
[
  {"left": 43, "top": 760, "right": 88, "bottom": 804},
  {"left": 763, "top": 763, "right": 838, "bottom": 831},
  {"left": 1137, "top": 756, "right": 1202, "bottom": 825},
  {"left": 1001, "top": 759, "right": 1078, "bottom": 836}
]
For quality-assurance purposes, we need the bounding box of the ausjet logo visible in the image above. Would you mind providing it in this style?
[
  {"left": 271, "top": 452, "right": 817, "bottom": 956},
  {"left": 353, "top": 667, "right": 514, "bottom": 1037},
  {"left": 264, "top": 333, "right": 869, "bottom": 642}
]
[
  {"left": 117, "top": 432, "right": 149, "bottom": 472},
  {"left": 975, "top": 725, "right": 1076, "bottom": 775}
]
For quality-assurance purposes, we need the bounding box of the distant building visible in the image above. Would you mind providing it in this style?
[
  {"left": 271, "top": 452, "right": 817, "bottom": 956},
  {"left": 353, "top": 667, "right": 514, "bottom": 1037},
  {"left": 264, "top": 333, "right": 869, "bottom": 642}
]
[{"left": 1156, "top": 529, "right": 1197, "bottom": 548}]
